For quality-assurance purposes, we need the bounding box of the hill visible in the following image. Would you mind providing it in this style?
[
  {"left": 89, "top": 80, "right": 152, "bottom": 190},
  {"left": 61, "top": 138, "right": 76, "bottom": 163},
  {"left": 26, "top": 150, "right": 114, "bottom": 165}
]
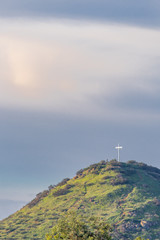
[{"left": 0, "top": 160, "right": 160, "bottom": 240}]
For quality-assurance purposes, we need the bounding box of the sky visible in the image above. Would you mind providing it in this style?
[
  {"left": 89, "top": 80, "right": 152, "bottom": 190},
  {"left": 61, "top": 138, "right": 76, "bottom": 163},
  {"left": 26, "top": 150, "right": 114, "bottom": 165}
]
[{"left": 0, "top": 0, "right": 160, "bottom": 220}]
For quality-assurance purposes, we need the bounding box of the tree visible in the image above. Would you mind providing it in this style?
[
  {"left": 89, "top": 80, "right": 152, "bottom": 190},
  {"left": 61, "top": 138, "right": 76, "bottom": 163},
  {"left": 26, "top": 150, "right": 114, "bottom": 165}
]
[{"left": 46, "top": 211, "right": 112, "bottom": 240}]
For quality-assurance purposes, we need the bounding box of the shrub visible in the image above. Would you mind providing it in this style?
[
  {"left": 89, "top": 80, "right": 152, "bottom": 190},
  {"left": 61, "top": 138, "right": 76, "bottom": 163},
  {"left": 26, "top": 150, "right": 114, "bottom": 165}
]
[
  {"left": 76, "top": 169, "right": 84, "bottom": 176},
  {"left": 127, "top": 160, "right": 137, "bottom": 164},
  {"left": 110, "top": 175, "right": 129, "bottom": 186},
  {"left": 56, "top": 178, "right": 70, "bottom": 187},
  {"left": 48, "top": 185, "right": 55, "bottom": 190},
  {"left": 53, "top": 184, "right": 74, "bottom": 197},
  {"left": 28, "top": 190, "right": 49, "bottom": 208},
  {"left": 46, "top": 211, "right": 112, "bottom": 240}
]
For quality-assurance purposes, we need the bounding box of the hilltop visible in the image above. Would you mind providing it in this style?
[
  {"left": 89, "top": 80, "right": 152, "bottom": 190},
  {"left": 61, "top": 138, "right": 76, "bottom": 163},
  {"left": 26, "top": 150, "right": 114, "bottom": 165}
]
[{"left": 0, "top": 160, "right": 160, "bottom": 239}]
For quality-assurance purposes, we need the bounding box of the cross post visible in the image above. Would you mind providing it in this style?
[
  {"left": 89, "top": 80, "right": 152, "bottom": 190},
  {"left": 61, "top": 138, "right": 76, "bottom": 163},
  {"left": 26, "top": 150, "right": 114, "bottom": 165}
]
[{"left": 115, "top": 144, "right": 123, "bottom": 162}]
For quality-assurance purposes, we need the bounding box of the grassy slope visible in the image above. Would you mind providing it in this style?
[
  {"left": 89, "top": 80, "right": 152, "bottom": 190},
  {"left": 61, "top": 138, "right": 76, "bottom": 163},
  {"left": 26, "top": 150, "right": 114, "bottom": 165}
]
[{"left": 0, "top": 160, "right": 160, "bottom": 240}]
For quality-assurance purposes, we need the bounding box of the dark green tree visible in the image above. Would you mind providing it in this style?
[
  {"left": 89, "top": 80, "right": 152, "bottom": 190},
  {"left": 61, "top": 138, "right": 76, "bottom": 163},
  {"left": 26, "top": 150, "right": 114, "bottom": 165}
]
[{"left": 46, "top": 211, "right": 112, "bottom": 240}]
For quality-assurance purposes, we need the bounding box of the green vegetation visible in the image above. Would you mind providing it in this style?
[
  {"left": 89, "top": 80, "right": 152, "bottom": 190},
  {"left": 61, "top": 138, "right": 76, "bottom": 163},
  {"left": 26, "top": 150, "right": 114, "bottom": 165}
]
[
  {"left": 0, "top": 160, "right": 160, "bottom": 239},
  {"left": 46, "top": 211, "right": 148, "bottom": 240},
  {"left": 46, "top": 211, "right": 112, "bottom": 240}
]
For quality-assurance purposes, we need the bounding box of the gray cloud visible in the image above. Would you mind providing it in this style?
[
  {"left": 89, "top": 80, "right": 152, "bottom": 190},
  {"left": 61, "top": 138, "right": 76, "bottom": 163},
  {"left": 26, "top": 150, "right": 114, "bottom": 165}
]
[
  {"left": 114, "top": 91, "right": 160, "bottom": 112},
  {"left": 0, "top": 0, "right": 160, "bottom": 27},
  {"left": 0, "top": 20, "right": 160, "bottom": 123}
]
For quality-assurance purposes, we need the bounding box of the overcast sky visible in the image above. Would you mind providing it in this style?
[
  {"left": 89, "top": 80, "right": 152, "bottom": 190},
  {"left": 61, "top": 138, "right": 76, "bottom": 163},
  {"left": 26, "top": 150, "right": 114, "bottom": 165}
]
[{"left": 0, "top": 1, "right": 160, "bottom": 220}]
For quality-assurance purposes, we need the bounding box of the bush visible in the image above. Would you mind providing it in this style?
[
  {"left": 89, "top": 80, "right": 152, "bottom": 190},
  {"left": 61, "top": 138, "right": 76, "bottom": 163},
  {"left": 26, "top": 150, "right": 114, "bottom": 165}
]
[
  {"left": 76, "top": 169, "right": 84, "bottom": 176},
  {"left": 28, "top": 190, "right": 49, "bottom": 208},
  {"left": 56, "top": 178, "right": 70, "bottom": 187},
  {"left": 46, "top": 211, "right": 112, "bottom": 240},
  {"left": 127, "top": 160, "right": 137, "bottom": 164},
  {"left": 48, "top": 185, "right": 55, "bottom": 190},
  {"left": 53, "top": 184, "right": 74, "bottom": 197},
  {"left": 110, "top": 175, "right": 129, "bottom": 186}
]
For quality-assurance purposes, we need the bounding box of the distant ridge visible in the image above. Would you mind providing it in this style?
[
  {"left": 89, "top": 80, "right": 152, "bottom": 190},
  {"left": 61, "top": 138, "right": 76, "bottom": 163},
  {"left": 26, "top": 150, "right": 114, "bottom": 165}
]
[{"left": 0, "top": 160, "right": 160, "bottom": 239}]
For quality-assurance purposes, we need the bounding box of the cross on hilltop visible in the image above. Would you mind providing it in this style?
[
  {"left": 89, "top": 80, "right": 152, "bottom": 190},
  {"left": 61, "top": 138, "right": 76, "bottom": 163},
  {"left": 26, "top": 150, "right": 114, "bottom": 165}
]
[{"left": 115, "top": 144, "right": 123, "bottom": 162}]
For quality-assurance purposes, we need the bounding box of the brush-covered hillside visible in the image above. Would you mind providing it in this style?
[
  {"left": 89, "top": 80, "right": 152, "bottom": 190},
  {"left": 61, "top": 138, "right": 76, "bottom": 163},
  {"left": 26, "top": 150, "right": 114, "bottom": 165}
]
[{"left": 0, "top": 160, "right": 160, "bottom": 240}]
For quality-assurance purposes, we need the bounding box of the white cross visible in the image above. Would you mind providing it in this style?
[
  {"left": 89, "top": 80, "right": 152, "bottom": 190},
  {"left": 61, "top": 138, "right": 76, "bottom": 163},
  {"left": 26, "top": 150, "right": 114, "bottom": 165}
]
[{"left": 115, "top": 144, "right": 123, "bottom": 162}]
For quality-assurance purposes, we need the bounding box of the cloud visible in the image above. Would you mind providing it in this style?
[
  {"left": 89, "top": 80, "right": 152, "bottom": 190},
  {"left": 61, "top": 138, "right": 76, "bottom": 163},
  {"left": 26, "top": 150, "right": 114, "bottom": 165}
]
[
  {"left": 0, "top": 0, "right": 160, "bottom": 28},
  {"left": 0, "top": 19, "right": 160, "bottom": 122}
]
